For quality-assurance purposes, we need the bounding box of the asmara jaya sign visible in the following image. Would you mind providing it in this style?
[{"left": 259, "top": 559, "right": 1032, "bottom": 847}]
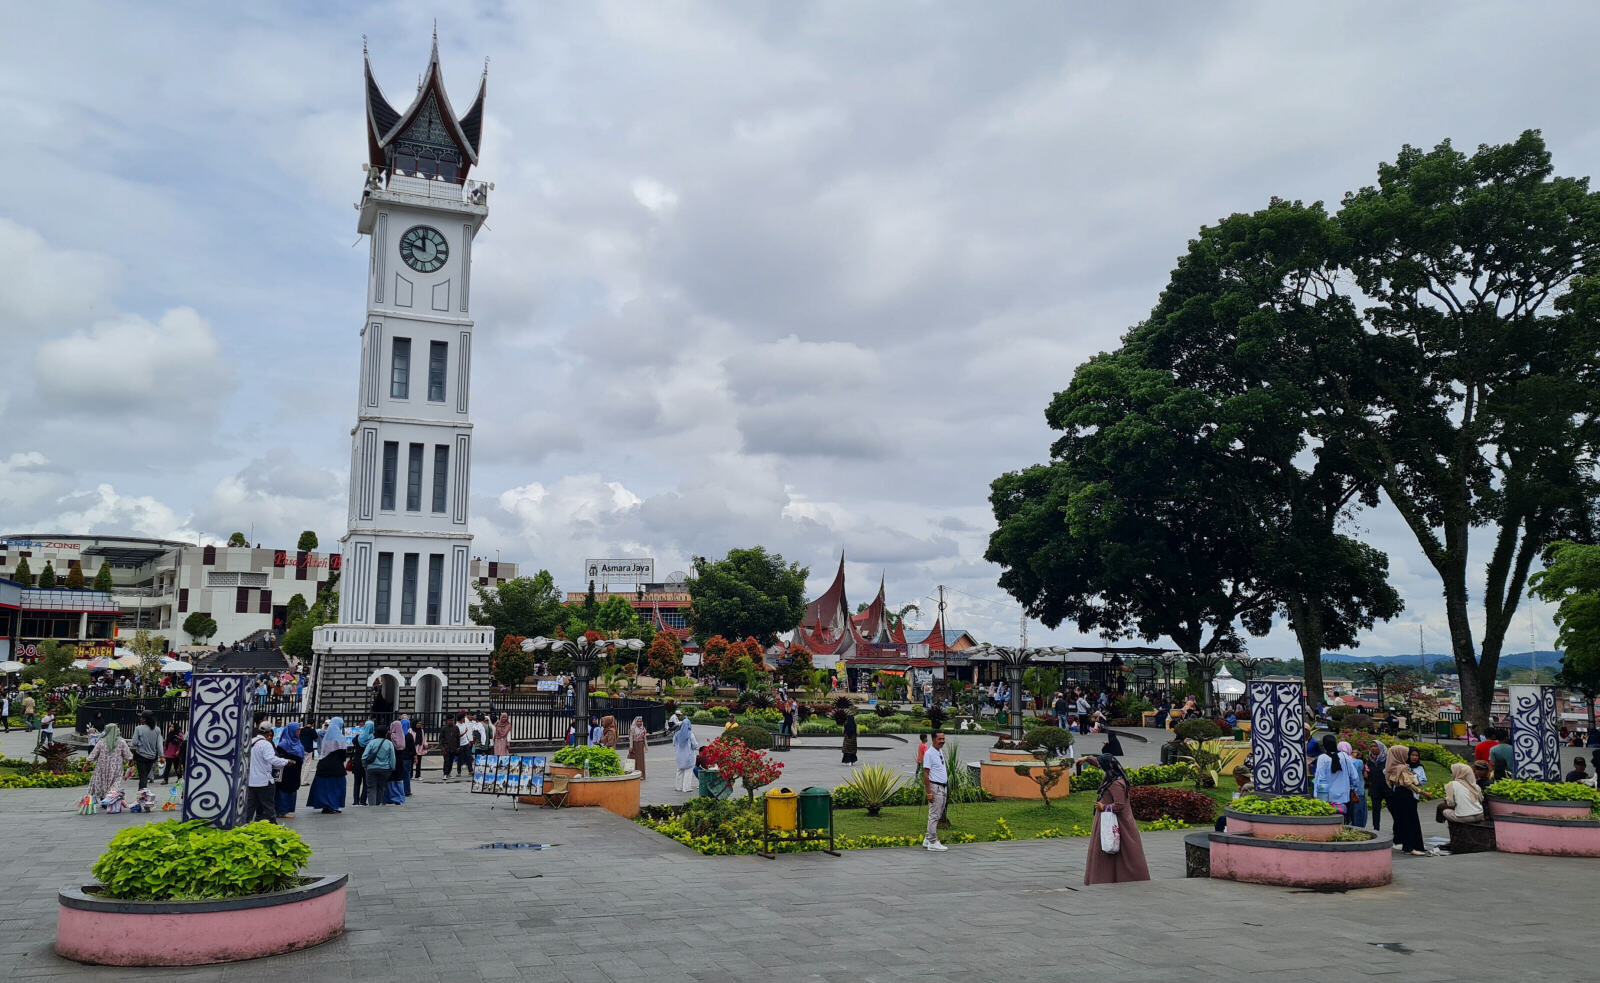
[{"left": 584, "top": 558, "right": 655, "bottom": 585}]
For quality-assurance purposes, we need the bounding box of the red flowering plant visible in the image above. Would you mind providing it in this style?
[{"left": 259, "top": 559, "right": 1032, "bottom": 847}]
[{"left": 700, "top": 736, "right": 784, "bottom": 802}]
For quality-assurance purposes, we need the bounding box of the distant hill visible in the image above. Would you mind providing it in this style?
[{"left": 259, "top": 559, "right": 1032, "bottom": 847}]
[{"left": 1323, "top": 651, "right": 1562, "bottom": 670}]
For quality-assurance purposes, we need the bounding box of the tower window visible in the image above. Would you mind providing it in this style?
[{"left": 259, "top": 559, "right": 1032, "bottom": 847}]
[
  {"left": 380, "top": 441, "right": 398, "bottom": 511},
  {"left": 406, "top": 443, "right": 424, "bottom": 511},
  {"left": 375, "top": 552, "right": 393, "bottom": 624},
  {"left": 400, "top": 553, "right": 419, "bottom": 625},
  {"left": 432, "top": 444, "right": 449, "bottom": 513},
  {"left": 426, "top": 553, "right": 444, "bottom": 626},
  {"left": 428, "top": 341, "right": 447, "bottom": 401},
  {"left": 390, "top": 338, "right": 411, "bottom": 398}
]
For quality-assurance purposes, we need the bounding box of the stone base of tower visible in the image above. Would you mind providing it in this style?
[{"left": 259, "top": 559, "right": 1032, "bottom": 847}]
[{"left": 309, "top": 624, "right": 495, "bottom": 720}]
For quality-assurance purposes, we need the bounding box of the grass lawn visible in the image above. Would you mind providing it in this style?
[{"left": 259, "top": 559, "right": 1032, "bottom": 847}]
[{"left": 833, "top": 778, "right": 1243, "bottom": 840}]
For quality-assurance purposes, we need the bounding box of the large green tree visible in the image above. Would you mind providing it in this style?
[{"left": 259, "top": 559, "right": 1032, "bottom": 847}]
[
  {"left": 91, "top": 562, "right": 113, "bottom": 592},
  {"left": 280, "top": 580, "right": 339, "bottom": 662},
  {"left": 36, "top": 562, "right": 56, "bottom": 588},
  {"left": 227, "top": 532, "right": 248, "bottom": 547},
  {"left": 469, "top": 571, "right": 568, "bottom": 650},
  {"left": 1530, "top": 541, "right": 1600, "bottom": 736},
  {"left": 685, "top": 547, "right": 809, "bottom": 645},
  {"left": 1325, "top": 132, "right": 1600, "bottom": 727},
  {"left": 296, "top": 530, "right": 318, "bottom": 552},
  {"left": 64, "top": 564, "right": 85, "bottom": 589},
  {"left": 11, "top": 556, "right": 33, "bottom": 587},
  {"left": 182, "top": 612, "right": 219, "bottom": 644},
  {"left": 21, "top": 640, "right": 90, "bottom": 689}
]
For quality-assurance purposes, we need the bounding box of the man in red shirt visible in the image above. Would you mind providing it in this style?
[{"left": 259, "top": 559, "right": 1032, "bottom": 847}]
[{"left": 1474, "top": 735, "right": 1499, "bottom": 763}]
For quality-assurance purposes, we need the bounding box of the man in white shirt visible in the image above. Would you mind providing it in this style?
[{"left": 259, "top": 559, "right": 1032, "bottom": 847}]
[
  {"left": 245, "top": 726, "right": 289, "bottom": 824},
  {"left": 921, "top": 731, "right": 949, "bottom": 852}
]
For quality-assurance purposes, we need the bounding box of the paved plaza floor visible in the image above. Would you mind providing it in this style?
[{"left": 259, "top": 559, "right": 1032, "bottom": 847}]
[{"left": 0, "top": 725, "right": 1590, "bottom": 981}]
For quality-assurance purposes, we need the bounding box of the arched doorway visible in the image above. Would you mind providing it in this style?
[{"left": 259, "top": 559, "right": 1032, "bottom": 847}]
[
  {"left": 413, "top": 668, "right": 446, "bottom": 716},
  {"left": 365, "top": 667, "right": 405, "bottom": 718}
]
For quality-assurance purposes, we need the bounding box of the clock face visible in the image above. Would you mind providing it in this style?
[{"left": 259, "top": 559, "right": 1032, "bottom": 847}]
[{"left": 399, "top": 225, "right": 449, "bottom": 273}]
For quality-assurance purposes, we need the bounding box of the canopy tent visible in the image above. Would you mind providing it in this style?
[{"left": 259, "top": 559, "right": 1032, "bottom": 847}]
[
  {"left": 111, "top": 654, "right": 144, "bottom": 670},
  {"left": 1211, "top": 666, "right": 1246, "bottom": 697},
  {"left": 161, "top": 659, "right": 194, "bottom": 672},
  {"left": 86, "top": 658, "right": 113, "bottom": 671},
  {"left": 0, "top": 660, "right": 24, "bottom": 673}
]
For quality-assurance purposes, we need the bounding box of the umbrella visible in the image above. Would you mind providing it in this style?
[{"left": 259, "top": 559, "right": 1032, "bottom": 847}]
[
  {"left": 112, "top": 654, "right": 144, "bottom": 670},
  {"left": 162, "top": 659, "right": 194, "bottom": 672},
  {"left": 114, "top": 647, "right": 137, "bottom": 660},
  {"left": 70, "top": 659, "right": 91, "bottom": 669},
  {"left": 87, "top": 657, "right": 113, "bottom": 671},
  {"left": 0, "top": 660, "right": 24, "bottom": 673}
]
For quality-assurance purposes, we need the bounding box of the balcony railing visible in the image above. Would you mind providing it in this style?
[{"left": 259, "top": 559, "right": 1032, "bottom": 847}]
[{"left": 312, "top": 624, "right": 493, "bottom": 653}]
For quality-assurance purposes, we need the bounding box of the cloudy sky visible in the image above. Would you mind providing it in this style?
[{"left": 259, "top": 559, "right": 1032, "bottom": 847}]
[{"left": 2, "top": 1, "right": 1593, "bottom": 659}]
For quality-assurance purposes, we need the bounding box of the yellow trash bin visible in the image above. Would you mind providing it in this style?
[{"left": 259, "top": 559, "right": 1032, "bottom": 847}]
[{"left": 765, "top": 787, "right": 798, "bottom": 831}]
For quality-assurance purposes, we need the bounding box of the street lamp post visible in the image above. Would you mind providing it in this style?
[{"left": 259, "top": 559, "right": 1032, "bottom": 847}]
[
  {"left": 1182, "top": 652, "right": 1227, "bottom": 716},
  {"left": 1234, "top": 656, "right": 1263, "bottom": 707},
  {"left": 523, "top": 635, "right": 645, "bottom": 746},
  {"left": 1156, "top": 654, "right": 1180, "bottom": 702},
  {"left": 966, "top": 645, "right": 1068, "bottom": 742}
]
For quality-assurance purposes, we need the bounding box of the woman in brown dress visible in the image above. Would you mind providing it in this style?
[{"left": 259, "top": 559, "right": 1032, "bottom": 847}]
[
  {"left": 600, "top": 715, "right": 619, "bottom": 749},
  {"left": 1083, "top": 753, "right": 1150, "bottom": 885},
  {"left": 628, "top": 716, "right": 647, "bottom": 776}
]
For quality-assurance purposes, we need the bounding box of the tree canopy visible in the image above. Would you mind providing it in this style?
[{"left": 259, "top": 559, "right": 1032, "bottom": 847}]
[
  {"left": 11, "top": 556, "right": 33, "bottom": 587},
  {"left": 64, "top": 564, "right": 85, "bottom": 589},
  {"left": 685, "top": 547, "right": 808, "bottom": 645},
  {"left": 227, "top": 532, "right": 248, "bottom": 547},
  {"left": 182, "top": 612, "right": 218, "bottom": 644},
  {"left": 21, "top": 640, "right": 90, "bottom": 689},
  {"left": 91, "top": 563, "right": 113, "bottom": 592},
  {"left": 296, "top": 530, "right": 318, "bottom": 552},
  {"left": 987, "top": 131, "right": 1599, "bottom": 727},
  {"left": 36, "top": 562, "right": 56, "bottom": 588},
  {"left": 469, "top": 571, "right": 568, "bottom": 651}
]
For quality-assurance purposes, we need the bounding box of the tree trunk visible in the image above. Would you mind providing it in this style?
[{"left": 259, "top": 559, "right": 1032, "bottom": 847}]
[{"left": 1285, "top": 597, "right": 1325, "bottom": 708}]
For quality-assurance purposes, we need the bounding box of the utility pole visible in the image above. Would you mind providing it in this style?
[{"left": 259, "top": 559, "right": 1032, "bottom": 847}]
[{"left": 937, "top": 585, "right": 948, "bottom": 689}]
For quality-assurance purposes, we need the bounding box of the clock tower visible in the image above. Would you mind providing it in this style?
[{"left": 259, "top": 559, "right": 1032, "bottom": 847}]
[{"left": 309, "top": 37, "right": 495, "bottom": 720}]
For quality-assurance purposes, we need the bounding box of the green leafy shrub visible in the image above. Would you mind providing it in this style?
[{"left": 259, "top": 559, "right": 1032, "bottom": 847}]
[
  {"left": 1486, "top": 779, "right": 1600, "bottom": 808},
  {"left": 832, "top": 780, "right": 994, "bottom": 809},
  {"left": 1021, "top": 726, "right": 1075, "bottom": 759},
  {"left": 1411, "top": 743, "right": 1468, "bottom": 768},
  {"left": 551, "top": 745, "right": 624, "bottom": 777},
  {"left": 874, "top": 703, "right": 897, "bottom": 717},
  {"left": 1070, "top": 763, "right": 1196, "bottom": 792},
  {"left": 1174, "top": 719, "right": 1222, "bottom": 743},
  {"left": 725, "top": 723, "right": 775, "bottom": 751},
  {"left": 91, "top": 820, "right": 311, "bottom": 901},
  {"left": 799, "top": 719, "right": 843, "bottom": 735},
  {"left": 847, "top": 764, "right": 905, "bottom": 815},
  {"left": 1344, "top": 714, "right": 1376, "bottom": 732},
  {"left": 1229, "top": 795, "right": 1338, "bottom": 817},
  {"left": 706, "top": 706, "right": 730, "bottom": 720},
  {"left": 679, "top": 798, "right": 762, "bottom": 841}
]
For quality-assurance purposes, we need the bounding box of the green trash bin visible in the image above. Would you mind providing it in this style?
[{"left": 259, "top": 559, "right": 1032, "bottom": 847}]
[
  {"left": 766, "top": 787, "right": 798, "bottom": 831},
  {"left": 1436, "top": 720, "right": 1452, "bottom": 739},
  {"left": 798, "top": 786, "right": 832, "bottom": 831},
  {"left": 698, "top": 768, "right": 731, "bottom": 799}
]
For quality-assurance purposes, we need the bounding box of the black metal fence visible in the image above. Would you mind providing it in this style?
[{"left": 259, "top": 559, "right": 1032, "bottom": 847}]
[{"left": 79, "top": 694, "right": 671, "bottom": 748}]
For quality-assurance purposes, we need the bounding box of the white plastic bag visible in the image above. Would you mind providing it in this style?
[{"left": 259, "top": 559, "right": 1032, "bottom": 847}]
[{"left": 1099, "top": 808, "right": 1121, "bottom": 854}]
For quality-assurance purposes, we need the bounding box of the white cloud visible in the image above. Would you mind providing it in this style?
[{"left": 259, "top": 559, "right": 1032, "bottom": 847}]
[
  {"left": 35, "top": 307, "right": 228, "bottom": 411},
  {"left": 631, "top": 177, "right": 679, "bottom": 213},
  {"left": 46, "top": 485, "right": 203, "bottom": 544}
]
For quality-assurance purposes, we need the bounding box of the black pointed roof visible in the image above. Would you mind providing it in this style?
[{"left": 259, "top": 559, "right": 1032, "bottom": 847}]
[{"left": 364, "top": 38, "right": 485, "bottom": 177}]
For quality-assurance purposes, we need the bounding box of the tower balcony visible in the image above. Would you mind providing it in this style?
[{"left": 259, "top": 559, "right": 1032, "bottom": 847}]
[
  {"left": 357, "top": 168, "right": 490, "bottom": 231},
  {"left": 312, "top": 623, "right": 492, "bottom": 656}
]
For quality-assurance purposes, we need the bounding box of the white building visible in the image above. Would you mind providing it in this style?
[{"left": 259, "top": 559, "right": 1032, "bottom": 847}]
[{"left": 308, "top": 38, "right": 496, "bottom": 717}]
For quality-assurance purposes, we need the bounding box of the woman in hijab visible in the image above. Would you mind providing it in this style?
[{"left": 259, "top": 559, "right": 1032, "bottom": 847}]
[
  {"left": 1313, "top": 734, "right": 1351, "bottom": 814},
  {"left": 87, "top": 722, "right": 132, "bottom": 802},
  {"left": 1339, "top": 740, "right": 1368, "bottom": 828},
  {"left": 307, "top": 716, "right": 348, "bottom": 814},
  {"left": 385, "top": 720, "right": 409, "bottom": 804},
  {"left": 672, "top": 716, "right": 699, "bottom": 792},
  {"left": 628, "top": 716, "right": 648, "bottom": 777},
  {"left": 1366, "top": 744, "right": 1389, "bottom": 831},
  {"left": 274, "top": 722, "right": 305, "bottom": 819},
  {"left": 1100, "top": 730, "right": 1125, "bottom": 757},
  {"left": 600, "top": 715, "right": 619, "bottom": 750},
  {"left": 1385, "top": 744, "right": 1429, "bottom": 855},
  {"left": 841, "top": 713, "right": 859, "bottom": 764},
  {"left": 493, "top": 713, "right": 512, "bottom": 756},
  {"left": 1083, "top": 753, "right": 1149, "bottom": 884},
  {"left": 1442, "top": 761, "right": 1485, "bottom": 822},
  {"left": 398, "top": 718, "right": 418, "bottom": 796},
  {"left": 351, "top": 721, "right": 375, "bottom": 805}
]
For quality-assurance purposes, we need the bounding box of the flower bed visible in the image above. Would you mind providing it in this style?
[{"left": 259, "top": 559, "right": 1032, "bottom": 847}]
[
  {"left": 1223, "top": 796, "right": 1344, "bottom": 842},
  {"left": 56, "top": 820, "right": 344, "bottom": 966},
  {"left": 1484, "top": 780, "right": 1599, "bottom": 821}
]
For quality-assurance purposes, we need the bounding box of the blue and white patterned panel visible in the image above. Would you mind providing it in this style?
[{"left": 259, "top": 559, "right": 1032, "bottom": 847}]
[
  {"left": 182, "top": 673, "right": 253, "bottom": 828},
  {"left": 1249, "top": 681, "right": 1306, "bottom": 795},
  {"left": 1509, "top": 684, "right": 1560, "bottom": 781}
]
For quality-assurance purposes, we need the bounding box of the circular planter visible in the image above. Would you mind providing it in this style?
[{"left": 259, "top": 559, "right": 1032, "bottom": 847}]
[
  {"left": 1222, "top": 807, "right": 1345, "bottom": 841},
  {"left": 1208, "top": 830, "right": 1392, "bottom": 889},
  {"left": 520, "top": 770, "right": 642, "bottom": 818},
  {"left": 1494, "top": 814, "right": 1600, "bottom": 857},
  {"left": 1485, "top": 794, "right": 1594, "bottom": 821},
  {"left": 57, "top": 873, "right": 347, "bottom": 966},
  {"left": 978, "top": 759, "right": 1071, "bottom": 801}
]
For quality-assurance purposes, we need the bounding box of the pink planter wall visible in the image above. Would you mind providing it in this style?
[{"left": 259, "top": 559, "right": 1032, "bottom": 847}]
[
  {"left": 1222, "top": 810, "right": 1344, "bottom": 842},
  {"left": 56, "top": 875, "right": 346, "bottom": 966},
  {"left": 1485, "top": 796, "right": 1593, "bottom": 821},
  {"left": 1209, "top": 835, "right": 1392, "bottom": 889},
  {"left": 1494, "top": 816, "right": 1600, "bottom": 857}
]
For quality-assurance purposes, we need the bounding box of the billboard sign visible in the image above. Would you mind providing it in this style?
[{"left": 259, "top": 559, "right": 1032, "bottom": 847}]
[{"left": 583, "top": 558, "right": 655, "bottom": 586}]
